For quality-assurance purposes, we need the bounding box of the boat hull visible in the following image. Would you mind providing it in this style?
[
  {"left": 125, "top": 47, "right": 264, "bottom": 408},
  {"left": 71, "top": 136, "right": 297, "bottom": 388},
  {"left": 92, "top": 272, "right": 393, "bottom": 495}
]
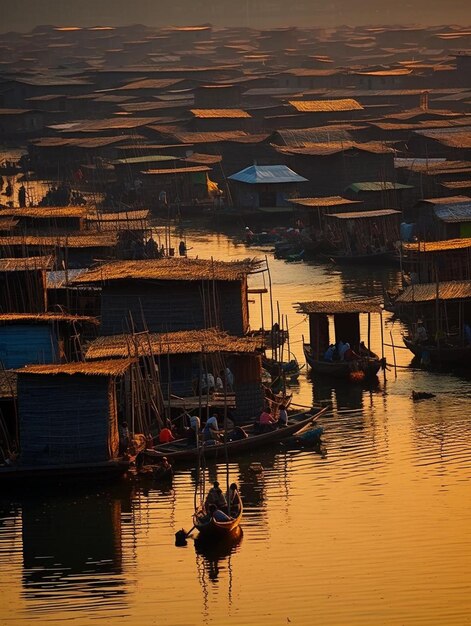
[
  {"left": 403, "top": 337, "right": 471, "bottom": 367},
  {"left": 194, "top": 493, "right": 243, "bottom": 538},
  {"left": 303, "top": 344, "right": 381, "bottom": 380}
]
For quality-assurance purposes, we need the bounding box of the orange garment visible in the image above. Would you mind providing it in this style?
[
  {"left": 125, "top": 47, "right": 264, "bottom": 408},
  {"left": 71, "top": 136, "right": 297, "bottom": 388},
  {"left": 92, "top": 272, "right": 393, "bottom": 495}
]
[{"left": 159, "top": 428, "right": 175, "bottom": 444}]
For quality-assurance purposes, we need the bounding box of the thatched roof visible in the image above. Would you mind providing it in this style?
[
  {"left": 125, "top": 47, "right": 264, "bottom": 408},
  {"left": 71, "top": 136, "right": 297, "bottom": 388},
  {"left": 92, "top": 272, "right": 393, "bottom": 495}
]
[
  {"left": 396, "top": 281, "right": 471, "bottom": 304},
  {"left": 289, "top": 196, "right": 362, "bottom": 208},
  {"left": 0, "top": 371, "right": 17, "bottom": 398},
  {"left": 0, "top": 234, "right": 117, "bottom": 248},
  {"left": 0, "top": 256, "right": 54, "bottom": 272},
  {"left": 0, "top": 313, "right": 98, "bottom": 325},
  {"left": 289, "top": 99, "right": 363, "bottom": 112},
  {"left": 403, "top": 238, "right": 471, "bottom": 253},
  {"left": 72, "top": 258, "right": 261, "bottom": 284},
  {"left": 0, "top": 206, "right": 90, "bottom": 219},
  {"left": 16, "top": 359, "right": 133, "bottom": 377},
  {"left": 85, "top": 329, "right": 261, "bottom": 360},
  {"left": 296, "top": 299, "right": 382, "bottom": 315}
]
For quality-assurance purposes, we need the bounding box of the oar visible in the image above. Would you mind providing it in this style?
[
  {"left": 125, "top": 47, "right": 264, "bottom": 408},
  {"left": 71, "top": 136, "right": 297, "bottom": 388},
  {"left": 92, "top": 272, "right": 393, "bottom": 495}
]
[{"left": 175, "top": 525, "right": 196, "bottom": 546}]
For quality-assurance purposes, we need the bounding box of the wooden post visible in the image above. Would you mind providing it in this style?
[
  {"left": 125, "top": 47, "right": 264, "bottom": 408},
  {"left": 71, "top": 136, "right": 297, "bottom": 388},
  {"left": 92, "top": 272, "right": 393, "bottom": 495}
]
[
  {"left": 367, "top": 313, "right": 371, "bottom": 354},
  {"left": 390, "top": 330, "right": 397, "bottom": 379}
]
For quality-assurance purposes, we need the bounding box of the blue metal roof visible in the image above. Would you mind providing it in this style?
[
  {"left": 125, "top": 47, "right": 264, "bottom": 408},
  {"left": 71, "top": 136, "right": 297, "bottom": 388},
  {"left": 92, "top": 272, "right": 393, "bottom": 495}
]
[
  {"left": 228, "top": 165, "right": 308, "bottom": 185},
  {"left": 434, "top": 203, "right": 471, "bottom": 223}
]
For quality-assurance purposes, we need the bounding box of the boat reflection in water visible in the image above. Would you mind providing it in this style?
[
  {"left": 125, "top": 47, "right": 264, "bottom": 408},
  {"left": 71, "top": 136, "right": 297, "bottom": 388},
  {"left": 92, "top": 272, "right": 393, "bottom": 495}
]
[
  {"left": 195, "top": 525, "right": 243, "bottom": 580},
  {"left": 21, "top": 489, "right": 128, "bottom": 616}
]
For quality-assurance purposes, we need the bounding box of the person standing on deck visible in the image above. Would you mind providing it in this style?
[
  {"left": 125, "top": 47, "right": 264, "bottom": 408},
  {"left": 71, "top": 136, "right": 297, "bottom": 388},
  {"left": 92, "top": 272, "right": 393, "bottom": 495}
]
[{"left": 18, "top": 185, "right": 26, "bottom": 208}]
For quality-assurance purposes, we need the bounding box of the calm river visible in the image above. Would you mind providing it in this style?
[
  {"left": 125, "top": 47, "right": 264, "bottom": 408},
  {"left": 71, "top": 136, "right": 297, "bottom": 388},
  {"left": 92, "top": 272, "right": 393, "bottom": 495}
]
[{"left": 1, "top": 224, "right": 471, "bottom": 626}]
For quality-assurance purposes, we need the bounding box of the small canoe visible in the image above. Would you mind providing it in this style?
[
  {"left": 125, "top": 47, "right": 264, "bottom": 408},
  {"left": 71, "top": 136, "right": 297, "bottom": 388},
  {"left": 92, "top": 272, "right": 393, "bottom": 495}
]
[
  {"left": 193, "top": 492, "right": 243, "bottom": 538},
  {"left": 303, "top": 344, "right": 382, "bottom": 380},
  {"left": 324, "top": 251, "right": 391, "bottom": 265},
  {"left": 403, "top": 337, "right": 471, "bottom": 368}
]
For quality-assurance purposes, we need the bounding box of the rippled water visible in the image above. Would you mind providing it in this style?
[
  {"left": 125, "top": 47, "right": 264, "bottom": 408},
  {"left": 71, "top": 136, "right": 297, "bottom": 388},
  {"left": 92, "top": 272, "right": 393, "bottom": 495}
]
[{"left": 1, "top": 225, "right": 471, "bottom": 625}]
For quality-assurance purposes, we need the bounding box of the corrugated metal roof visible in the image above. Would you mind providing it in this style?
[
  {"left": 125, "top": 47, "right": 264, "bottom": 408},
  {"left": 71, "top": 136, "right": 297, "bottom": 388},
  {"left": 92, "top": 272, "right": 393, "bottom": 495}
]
[
  {"left": 396, "top": 280, "right": 471, "bottom": 303},
  {"left": 142, "top": 166, "right": 210, "bottom": 175},
  {"left": 434, "top": 204, "right": 471, "bottom": 223},
  {"left": 289, "top": 99, "right": 363, "bottom": 112},
  {"left": 228, "top": 165, "right": 307, "bottom": 184},
  {"left": 295, "top": 299, "right": 382, "bottom": 314},
  {"left": 113, "top": 155, "right": 177, "bottom": 165},
  {"left": 347, "top": 182, "right": 413, "bottom": 192}
]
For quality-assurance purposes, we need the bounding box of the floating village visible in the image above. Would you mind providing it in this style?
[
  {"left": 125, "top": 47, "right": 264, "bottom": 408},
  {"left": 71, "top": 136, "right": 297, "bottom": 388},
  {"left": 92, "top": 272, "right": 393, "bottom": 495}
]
[{"left": 0, "top": 22, "right": 470, "bottom": 548}]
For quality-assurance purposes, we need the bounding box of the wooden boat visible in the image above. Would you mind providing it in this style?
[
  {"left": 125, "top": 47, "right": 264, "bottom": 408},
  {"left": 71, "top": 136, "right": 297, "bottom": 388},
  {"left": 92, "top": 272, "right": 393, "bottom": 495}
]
[
  {"left": 143, "top": 407, "right": 327, "bottom": 463},
  {"left": 403, "top": 336, "right": 471, "bottom": 368},
  {"left": 262, "top": 354, "right": 303, "bottom": 379},
  {"left": 303, "top": 343, "right": 382, "bottom": 380},
  {"left": 324, "top": 250, "right": 392, "bottom": 266},
  {"left": 193, "top": 491, "right": 243, "bottom": 538}
]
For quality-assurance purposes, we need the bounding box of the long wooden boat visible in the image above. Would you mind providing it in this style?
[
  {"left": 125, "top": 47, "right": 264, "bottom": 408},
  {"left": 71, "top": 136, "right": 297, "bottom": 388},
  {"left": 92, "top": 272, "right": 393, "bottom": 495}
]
[
  {"left": 324, "top": 251, "right": 392, "bottom": 266},
  {"left": 143, "top": 407, "right": 327, "bottom": 463},
  {"left": 403, "top": 337, "right": 471, "bottom": 367},
  {"left": 193, "top": 492, "right": 243, "bottom": 538},
  {"left": 303, "top": 344, "right": 382, "bottom": 380}
]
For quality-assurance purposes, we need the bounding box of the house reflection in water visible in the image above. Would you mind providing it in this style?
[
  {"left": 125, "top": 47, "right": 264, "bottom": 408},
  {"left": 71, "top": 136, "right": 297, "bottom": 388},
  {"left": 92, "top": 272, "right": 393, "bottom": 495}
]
[{"left": 21, "top": 491, "right": 126, "bottom": 614}]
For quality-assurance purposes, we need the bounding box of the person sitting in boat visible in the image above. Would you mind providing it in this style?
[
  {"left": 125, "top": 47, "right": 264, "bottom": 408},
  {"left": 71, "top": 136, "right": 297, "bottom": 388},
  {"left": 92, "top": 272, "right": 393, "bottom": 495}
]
[
  {"left": 324, "top": 344, "right": 336, "bottom": 362},
  {"left": 337, "top": 340, "right": 350, "bottom": 361},
  {"left": 278, "top": 404, "right": 288, "bottom": 428},
  {"left": 230, "top": 425, "right": 248, "bottom": 441},
  {"left": 414, "top": 320, "right": 428, "bottom": 344},
  {"left": 188, "top": 414, "right": 201, "bottom": 445},
  {"left": 159, "top": 426, "right": 175, "bottom": 444},
  {"left": 344, "top": 345, "right": 360, "bottom": 361},
  {"left": 207, "top": 503, "right": 231, "bottom": 522},
  {"left": 245, "top": 226, "right": 254, "bottom": 243},
  {"left": 259, "top": 406, "right": 277, "bottom": 432},
  {"left": 154, "top": 456, "right": 173, "bottom": 480},
  {"left": 226, "top": 483, "right": 240, "bottom": 514},
  {"left": 205, "top": 482, "right": 227, "bottom": 510},
  {"left": 203, "top": 413, "right": 220, "bottom": 442}
]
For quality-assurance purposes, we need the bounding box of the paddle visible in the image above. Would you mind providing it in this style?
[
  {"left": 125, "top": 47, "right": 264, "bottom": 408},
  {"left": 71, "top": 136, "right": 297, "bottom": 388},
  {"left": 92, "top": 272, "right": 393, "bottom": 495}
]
[{"left": 175, "top": 525, "right": 195, "bottom": 546}]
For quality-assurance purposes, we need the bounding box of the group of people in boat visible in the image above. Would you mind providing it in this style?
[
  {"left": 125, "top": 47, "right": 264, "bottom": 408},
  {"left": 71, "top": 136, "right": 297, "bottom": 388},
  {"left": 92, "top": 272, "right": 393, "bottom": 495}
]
[
  {"left": 323, "top": 340, "right": 374, "bottom": 363},
  {"left": 202, "top": 481, "right": 240, "bottom": 523},
  {"left": 258, "top": 403, "right": 288, "bottom": 432}
]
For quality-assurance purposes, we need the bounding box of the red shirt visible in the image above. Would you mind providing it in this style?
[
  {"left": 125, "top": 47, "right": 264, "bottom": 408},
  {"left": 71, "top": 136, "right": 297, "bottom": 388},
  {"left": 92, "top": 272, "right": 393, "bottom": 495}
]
[
  {"left": 260, "top": 411, "right": 275, "bottom": 425},
  {"left": 159, "top": 428, "right": 175, "bottom": 443}
]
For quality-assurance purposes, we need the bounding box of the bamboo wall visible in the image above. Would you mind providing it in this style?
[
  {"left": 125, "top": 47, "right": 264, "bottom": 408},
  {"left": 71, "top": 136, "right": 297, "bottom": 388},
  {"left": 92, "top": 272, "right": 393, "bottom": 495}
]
[
  {"left": 100, "top": 279, "right": 247, "bottom": 336},
  {"left": 18, "top": 373, "right": 116, "bottom": 466}
]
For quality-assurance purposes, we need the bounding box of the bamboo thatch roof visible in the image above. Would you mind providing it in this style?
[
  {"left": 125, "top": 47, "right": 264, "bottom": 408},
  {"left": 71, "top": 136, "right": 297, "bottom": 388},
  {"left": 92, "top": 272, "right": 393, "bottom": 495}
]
[
  {"left": 16, "top": 359, "right": 133, "bottom": 377},
  {"left": 0, "top": 206, "right": 90, "bottom": 219},
  {"left": 403, "top": 238, "right": 471, "bottom": 253},
  {"left": 0, "top": 313, "right": 98, "bottom": 325},
  {"left": 73, "top": 257, "right": 262, "bottom": 284},
  {"left": 289, "top": 196, "right": 362, "bottom": 208},
  {"left": 296, "top": 299, "right": 382, "bottom": 315},
  {"left": 0, "top": 255, "right": 54, "bottom": 272},
  {"left": 396, "top": 281, "right": 471, "bottom": 303},
  {"left": 85, "top": 329, "right": 262, "bottom": 360},
  {"left": 0, "top": 234, "right": 117, "bottom": 248}
]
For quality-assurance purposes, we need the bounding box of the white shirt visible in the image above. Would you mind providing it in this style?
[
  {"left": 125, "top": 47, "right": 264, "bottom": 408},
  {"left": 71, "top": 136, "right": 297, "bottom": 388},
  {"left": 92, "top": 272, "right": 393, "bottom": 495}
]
[
  {"left": 206, "top": 373, "right": 215, "bottom": 389},
  {"left": 225, "top": 367, "right": 234, "bottom": 387},
  {"left": 190, "top": 415, "right": 200, "bottom": 431},
  {"left": 215, "top": 376, "right": 223, "bottom": 391}
]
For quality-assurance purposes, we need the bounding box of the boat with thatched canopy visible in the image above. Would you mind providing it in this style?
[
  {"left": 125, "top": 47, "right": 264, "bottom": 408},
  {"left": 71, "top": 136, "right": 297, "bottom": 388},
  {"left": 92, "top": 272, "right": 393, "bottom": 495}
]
[{"left": 295, "top": 299, "right": 385, "bottom": 380}]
